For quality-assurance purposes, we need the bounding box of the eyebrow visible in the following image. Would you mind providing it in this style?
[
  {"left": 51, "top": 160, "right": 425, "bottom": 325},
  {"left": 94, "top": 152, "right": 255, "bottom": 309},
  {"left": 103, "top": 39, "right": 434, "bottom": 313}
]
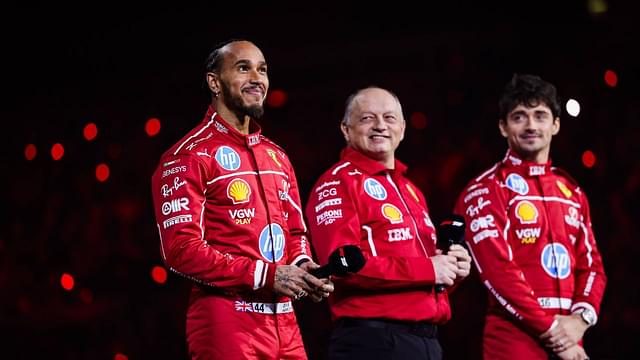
[{"left": 233, "top": 59, "right": 267, "bottom": 67}]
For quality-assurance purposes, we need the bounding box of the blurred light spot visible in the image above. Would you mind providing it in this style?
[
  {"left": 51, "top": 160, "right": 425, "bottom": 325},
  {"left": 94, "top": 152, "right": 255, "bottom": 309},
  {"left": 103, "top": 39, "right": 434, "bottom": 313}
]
[
  {"left": 24, "top": 143, "right": 37, "bottom": 160},
  {"left": 587, "top": 0, "right": 607, "bottom": 14},
  {"left": 582, "top": 150, "right": 596, "bottom": 168},
  {"left": 61, "top": 273, "right": 75, "bottom": 291},
  {"left": 114, "top": 353, "right": 128, "bottom": 360},
  {"left": 51, "top": 143, "right": 65, "bottom": 160},
  {"left": 152, "top": 266, "right": 168, "bottom": 284},
  {"left": 565, "top": 99, "right": 580, "bottom": 117},
  {"left": 79, "top": 288, "right": 94, "bottom": 304},
  {"left": 146, "top": 118, "right": 161, "bottom": 137},
  {"left": 410, "top": 112, "right": 428, "bottom": 129},
  {"left": 96, "top": 163, "right": 110, "bottom": 182},
  {"left": 84, "top": 123, "right": 98, "bottom": 141},
  {"left": 604, "top": 70, "right": 618, "bottom": 87},
  {"left": 266, "top": 89, "right": 287, "bottom": 108}
]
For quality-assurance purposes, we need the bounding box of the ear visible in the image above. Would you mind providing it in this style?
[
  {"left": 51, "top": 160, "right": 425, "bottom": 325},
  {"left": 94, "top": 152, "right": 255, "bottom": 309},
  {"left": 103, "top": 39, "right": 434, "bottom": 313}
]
[
  {"left": 206, "top": 72, "right": 220, "bottom": 96},
  {"left": 498, "top": 119, "right": 508, "bottom": 138},
  {"left": 399, "top": 118, "right": 406, "bottom": 142},
  {"left": 340, "top": 122, "right": 350, "bottom": 142},
  {"left": 552, "top": 117, "right": 560, "bottom": 135}
]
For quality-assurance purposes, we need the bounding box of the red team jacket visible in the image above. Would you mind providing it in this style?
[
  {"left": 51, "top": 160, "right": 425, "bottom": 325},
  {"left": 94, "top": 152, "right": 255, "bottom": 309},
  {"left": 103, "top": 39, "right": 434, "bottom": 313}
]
[
  {"left": 151, "top": 106, "right": 311, "bottom": 300},
  {"left": 454, "top": 150, "right": 606, "bottom": 342},
  {"left": 306, "top": 147, "right": 451, "bottom": 323}
]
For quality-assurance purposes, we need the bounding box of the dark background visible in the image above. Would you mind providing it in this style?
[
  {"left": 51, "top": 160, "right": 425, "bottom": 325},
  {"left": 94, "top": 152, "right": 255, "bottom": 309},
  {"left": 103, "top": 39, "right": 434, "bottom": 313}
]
[{"left": 2, "top": 1, "right": 638, "bottom": 359}]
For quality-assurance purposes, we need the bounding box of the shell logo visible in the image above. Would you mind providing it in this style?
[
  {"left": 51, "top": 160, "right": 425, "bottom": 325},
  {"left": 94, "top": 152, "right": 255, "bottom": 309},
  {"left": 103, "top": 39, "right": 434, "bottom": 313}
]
[
  {"left": 266, "top": 149, "right": 282, "bottom": 167},
  {"left": 381, "top": 203, "right": 403, "bottom": 224},
  {"left": 227, "top": 178, "right": 251, "bottom": 204},
  {"left": 406, "top": 184, "right": 420, "bottom": 203},
  {"left": 515, "top": 200, "right": 538, "bottom": 224},
  {"left": 556, "top": 180, "right": 573, "bottom": 198}
]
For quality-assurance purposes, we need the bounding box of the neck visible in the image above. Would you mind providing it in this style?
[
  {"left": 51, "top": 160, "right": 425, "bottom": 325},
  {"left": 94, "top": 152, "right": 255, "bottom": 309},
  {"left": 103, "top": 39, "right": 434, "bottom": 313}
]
[
  {"left": 380, "top": 156, "right": 395, "bottom": 170},
  {"left": 214, "top": 101, "right": 251, "bottom": 134}
]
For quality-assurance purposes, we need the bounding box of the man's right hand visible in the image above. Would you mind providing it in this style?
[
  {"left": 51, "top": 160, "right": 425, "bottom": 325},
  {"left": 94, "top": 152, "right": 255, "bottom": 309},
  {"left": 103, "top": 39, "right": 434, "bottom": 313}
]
[
  {"left": 273, "top": 264, "right": 333, "bottom": 301},
  {"left": 430, "top": 250, "right": 459, "bottom": 287}
]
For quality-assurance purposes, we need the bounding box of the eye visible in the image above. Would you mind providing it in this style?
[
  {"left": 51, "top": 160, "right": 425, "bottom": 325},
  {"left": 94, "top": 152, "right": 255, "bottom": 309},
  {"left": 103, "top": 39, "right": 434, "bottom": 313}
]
[
  {"left": 238, "top": 64, "right": 249, "bottom": 72},
  {"left": 360, "top": 115, "right": 374, "bottom": 123},
  {"left": 384, "top": 115, "right": 397, "bottom": 123},
  {"left": 259, "top": 66, "right": 268, "bottom": 74}
]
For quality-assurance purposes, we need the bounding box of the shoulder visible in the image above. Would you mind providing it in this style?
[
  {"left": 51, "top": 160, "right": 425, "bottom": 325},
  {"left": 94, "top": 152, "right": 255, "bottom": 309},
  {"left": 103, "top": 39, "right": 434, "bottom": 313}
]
[{"left": 551, "top": 166, "right": 587, "bottom": 199}]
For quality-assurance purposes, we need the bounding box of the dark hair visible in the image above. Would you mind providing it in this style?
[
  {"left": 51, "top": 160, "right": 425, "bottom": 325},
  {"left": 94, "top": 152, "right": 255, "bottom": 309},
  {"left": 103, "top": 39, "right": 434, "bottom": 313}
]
[
  {"left": 204, "top": 38, "right": 249, "bottom": 74},
  {"left": 498, "top": 74, "right": 561, "bottom": 120}
]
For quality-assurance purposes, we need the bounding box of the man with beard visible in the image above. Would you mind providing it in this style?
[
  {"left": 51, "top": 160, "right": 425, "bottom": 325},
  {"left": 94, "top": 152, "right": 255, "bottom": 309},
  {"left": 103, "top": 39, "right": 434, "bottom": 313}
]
[
  {"left": 453, "top": 74, "right": 606, "bottom": 359},
  {"left": 151, "top": 40, "right": 333, "bottom": 359}
]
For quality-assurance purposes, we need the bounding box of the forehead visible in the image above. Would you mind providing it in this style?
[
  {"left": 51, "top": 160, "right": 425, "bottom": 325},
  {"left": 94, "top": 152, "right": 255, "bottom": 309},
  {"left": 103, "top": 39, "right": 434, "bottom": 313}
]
[
  {"left": 509, "top": 102, "right": 553, "bottom": 115},
  {"left": 352, "top": 89, "right": 400, "bottom": 114},
  {"left": 221, "top": 41, "right": 266, "bottom": 67}
]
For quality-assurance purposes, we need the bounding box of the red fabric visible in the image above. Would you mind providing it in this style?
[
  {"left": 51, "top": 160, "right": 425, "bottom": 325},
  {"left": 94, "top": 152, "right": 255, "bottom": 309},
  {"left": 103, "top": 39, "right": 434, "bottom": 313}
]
[
  {"left": 454, "top": 150, "right": 606, "bottom": 356},
  {"left": 306, "top": 147, "right": 450, "bottom": 323},
  {"left": 151, "top": 106, "right": 310, "bottom": 358}
]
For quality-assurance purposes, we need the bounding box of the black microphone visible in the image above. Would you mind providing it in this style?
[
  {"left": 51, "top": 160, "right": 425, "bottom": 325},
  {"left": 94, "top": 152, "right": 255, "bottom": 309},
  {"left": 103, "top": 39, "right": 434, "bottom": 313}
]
[
  {"left": 435, "top": 214, "right": 466, "bottom": 293},
  {"left": 310, "top": 245, "right": 366, "bottom": 278}
]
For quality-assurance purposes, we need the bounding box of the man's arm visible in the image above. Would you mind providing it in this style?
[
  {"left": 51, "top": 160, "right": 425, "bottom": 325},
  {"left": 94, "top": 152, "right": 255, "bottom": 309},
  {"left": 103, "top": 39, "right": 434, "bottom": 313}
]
[
  {"left": 152, "top": 154, "right": 274, "bottom": 292},
  {"left": 454, "top": 180, "right": 556, "bottom": 336}
]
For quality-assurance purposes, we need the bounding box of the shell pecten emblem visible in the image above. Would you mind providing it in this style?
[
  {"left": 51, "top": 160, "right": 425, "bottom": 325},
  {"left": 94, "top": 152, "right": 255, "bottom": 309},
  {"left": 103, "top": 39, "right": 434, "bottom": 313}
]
[
  {"left": 515, "top": 200, "right": 538, "bottom": 224},
  {"left": 227, "top": 178, "right": 252, "bottom": 204},
  {"left": 381, "top": 203, "right": 403, "bottom": 224}
]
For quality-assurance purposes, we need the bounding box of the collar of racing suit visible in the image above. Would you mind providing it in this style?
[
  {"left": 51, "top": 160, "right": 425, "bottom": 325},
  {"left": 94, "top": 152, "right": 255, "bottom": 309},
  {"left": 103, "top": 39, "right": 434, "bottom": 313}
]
[
  {"left": 340, "top": 146, "right": 408, "bottom": 178},
  {"left": 204, "top": 105, "right": 263, "bottom": 148},
  {"left": 500, "top": 149, "right": 552, "bottom": 178}
]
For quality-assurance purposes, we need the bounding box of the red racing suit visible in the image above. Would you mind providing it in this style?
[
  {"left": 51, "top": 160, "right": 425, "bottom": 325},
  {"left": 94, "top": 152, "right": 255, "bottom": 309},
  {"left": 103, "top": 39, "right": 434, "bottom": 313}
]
[
  {"left": 305, "top": 147, "right": 451, "bottom": 323},
  {"left": 151, "top": 107, "right": 311, "bottom": 359},
  {"left": 454, "top": 150, "right": 606, "bottom": 359}
]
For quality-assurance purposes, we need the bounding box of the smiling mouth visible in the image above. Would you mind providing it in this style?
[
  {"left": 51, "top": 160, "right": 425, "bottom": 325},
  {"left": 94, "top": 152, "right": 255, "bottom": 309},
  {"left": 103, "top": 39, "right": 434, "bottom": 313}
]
[
  {"left": 369, "top": 135, "right": 390, "bottom": 140},
  {"left": 243, "top": 86, "right": 265, "bottom": 98}
]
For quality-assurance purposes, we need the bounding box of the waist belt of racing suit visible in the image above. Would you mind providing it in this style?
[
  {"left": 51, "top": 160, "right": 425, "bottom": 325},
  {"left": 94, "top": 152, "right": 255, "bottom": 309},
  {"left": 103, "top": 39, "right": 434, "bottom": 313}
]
[
  {"left": 234, "top": 300, "right": 293, "bottom": 314},
  {"left": 335, "top": 317, "right": 438, "bottom": 338}
]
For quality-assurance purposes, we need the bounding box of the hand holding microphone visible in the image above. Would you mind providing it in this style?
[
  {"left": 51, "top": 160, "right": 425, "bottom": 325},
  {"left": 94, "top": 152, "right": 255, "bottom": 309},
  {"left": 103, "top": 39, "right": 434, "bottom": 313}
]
[
  {"left": 309, "top": 245, "right": 366, "bottom": 278},
  {"left": 434, "top": 214, "right": 470, "bottom": 293}
]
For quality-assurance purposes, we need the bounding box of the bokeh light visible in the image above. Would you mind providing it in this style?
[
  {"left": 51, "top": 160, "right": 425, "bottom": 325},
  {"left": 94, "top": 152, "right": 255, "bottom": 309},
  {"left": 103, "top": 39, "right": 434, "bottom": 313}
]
[
  {"left": 96, "top": 163, "right": 110, "bottom": 182},
  {"left": 266, "top": 89, "right": 288, "bottom": 108},
  {"left": 145, "top": 118, "right": 161, "bottom": 137},
  {"left": 83, "top": 123, "right": 98, "bottom": 141},
  {"left": 604, "top": 70, "right": 618, "bottom": 88},
  {"left": 151, "top": 266, "right": 168, "bottom": 284},
  {"left": 51, "top": 143, "right": 65, "bottom": 160},
  {"left": 565, "top": 99, "right": 581, "bottom": 117},
  {"left": 24, "top": 144, "right": 37, "bottom": 160},
  {"left": 582, "top": 150, "right": 596, "bottom": 168},
  {"left": 60, "top": 273, "right": 75, "bottom": 291}
]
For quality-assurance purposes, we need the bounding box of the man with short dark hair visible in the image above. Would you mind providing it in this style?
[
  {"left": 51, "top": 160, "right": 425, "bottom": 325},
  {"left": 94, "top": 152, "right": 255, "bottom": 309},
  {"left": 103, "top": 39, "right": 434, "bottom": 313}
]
[
  {"left": 454, "top": 74, "right": 607, "bottom": 359},
  {"left": 151, "top": 40, "right": 333, "bottom": 359}
]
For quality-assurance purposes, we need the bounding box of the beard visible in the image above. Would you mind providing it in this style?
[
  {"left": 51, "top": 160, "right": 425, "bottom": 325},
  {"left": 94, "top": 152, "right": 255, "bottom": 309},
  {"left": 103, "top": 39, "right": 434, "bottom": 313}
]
[{"left": 220, "top": 81, "right": 264, "bottom": 120}]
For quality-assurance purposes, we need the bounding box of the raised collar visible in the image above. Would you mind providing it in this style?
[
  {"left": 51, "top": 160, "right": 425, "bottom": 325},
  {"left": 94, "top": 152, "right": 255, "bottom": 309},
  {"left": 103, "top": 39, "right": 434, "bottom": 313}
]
[
  {"left": 500, "top": 149, "right": 552, "bottom": 177},
  {"left": 204, "top": 106, "right": 262, "bottom": 148},
  {"left": 340, "top": 146, "right": 408, "bottom": 176}
]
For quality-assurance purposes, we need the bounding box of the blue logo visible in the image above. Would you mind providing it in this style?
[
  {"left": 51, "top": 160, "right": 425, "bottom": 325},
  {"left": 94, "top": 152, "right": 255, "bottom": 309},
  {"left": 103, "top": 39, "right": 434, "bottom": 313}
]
[
  {"left": 215, "top": 146, "right": 241, "bottom": 171},
  {"left": 363, "top": 178, "right": 387, "bottom": 200},
  {"left": 505, "top": 173, "right": 529, "bottom": 195},
  {"left": 259, "top": 223, "right": 285, "bottom": 262},
  {"left": 541, "top": 243, "right": 571, "bottom": 279}
]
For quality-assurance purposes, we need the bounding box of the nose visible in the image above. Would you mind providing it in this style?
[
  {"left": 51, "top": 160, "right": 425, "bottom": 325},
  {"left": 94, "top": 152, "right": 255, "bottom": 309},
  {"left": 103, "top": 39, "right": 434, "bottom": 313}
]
[{"left": 372, "top": 116, "right": 387, "bottom": 131}]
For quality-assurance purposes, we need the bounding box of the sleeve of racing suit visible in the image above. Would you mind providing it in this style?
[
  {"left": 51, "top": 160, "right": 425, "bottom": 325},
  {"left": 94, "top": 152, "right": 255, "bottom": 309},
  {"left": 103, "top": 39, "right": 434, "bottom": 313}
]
[
  {"left": 152, "top": 154, "right": 276, "bottom": 292},
  {"left": 570, "top": 190, "right": 607, "bottom": 320},
  {"left": 454, "top": 181, "right": 556, "bottom": 335},
  {"left": 306, "top": 173, "right": 435, "bottom": 288},
  {"left": 282, "top": 158, "right": 312, "bottom": 266}
]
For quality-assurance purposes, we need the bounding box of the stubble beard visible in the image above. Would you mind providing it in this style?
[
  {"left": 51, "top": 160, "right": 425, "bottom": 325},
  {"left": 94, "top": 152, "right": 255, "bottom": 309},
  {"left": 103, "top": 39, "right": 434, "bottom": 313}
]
[{"left": 221, "top": 81, "right": 264, "bottom": 120}]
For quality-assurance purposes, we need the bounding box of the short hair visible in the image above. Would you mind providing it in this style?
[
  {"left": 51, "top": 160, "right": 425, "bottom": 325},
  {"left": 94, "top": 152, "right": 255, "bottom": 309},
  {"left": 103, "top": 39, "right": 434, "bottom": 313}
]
[
  {"left": 498, "top": 74, "right": 561, "bottom": 120},
  {"left": 204, "top": 38, "right": 249, "bottom": 74},
  {"left": 342, "top": 86, "right": 403, "bottom": 125}
]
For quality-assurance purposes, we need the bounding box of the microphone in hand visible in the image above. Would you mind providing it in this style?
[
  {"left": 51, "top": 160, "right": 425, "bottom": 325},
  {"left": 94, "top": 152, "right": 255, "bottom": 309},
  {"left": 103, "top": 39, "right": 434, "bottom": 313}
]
[
  {"left": 310, "top": 245, "right": 366, "bottom": 278},
  {"left": 435, "top": 214, "right": 466, "bottom": 293}
]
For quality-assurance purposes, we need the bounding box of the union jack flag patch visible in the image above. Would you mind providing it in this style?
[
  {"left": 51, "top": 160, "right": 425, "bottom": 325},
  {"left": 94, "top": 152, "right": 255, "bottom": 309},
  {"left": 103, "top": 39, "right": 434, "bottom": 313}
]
[{"left": 235, "top": 301, "right": 253, "bottom": 312}]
